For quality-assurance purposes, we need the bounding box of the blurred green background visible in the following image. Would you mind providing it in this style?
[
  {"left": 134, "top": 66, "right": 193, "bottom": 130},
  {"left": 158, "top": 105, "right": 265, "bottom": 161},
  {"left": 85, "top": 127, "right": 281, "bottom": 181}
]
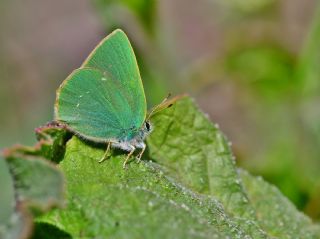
[{"left": 0, "top": 0, "right": 319, "bottom": 221}]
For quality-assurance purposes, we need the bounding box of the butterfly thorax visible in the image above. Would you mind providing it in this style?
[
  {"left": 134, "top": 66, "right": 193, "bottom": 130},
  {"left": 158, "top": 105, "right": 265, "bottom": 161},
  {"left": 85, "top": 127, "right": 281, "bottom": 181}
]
[
  {"left": 115, "top": 121, "right": 152, "bottom": 151},
  {"left": 122, "top": 121, "right": 152, "bottom": 142}
]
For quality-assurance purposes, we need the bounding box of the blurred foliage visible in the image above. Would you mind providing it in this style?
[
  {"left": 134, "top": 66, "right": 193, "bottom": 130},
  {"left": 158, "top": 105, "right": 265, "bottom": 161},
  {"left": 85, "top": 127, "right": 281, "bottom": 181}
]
[
  {"left": 297, "top": 4, "right": 320, "bottom": 96},
  {"left": 218, "top": 0, "right": 276, "bottom": 17},
  {"left": 95, "top": 0, "right": 157, "bottom": 34},
  {"left": 225, "top": 45, "right": 295, "bottom": 100}
]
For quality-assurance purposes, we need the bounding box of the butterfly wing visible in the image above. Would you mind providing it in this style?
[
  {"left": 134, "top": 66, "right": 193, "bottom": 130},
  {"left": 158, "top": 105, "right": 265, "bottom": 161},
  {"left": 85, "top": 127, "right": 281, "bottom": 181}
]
[
  {"left": 54, "top": 29, "right": 147, "bottom": 142},
  {"left": 82, "top": 29, "right": 147, "bottom": 127},
  {"left": 55, "top": 68, "right": 134, "bottom": 142}
]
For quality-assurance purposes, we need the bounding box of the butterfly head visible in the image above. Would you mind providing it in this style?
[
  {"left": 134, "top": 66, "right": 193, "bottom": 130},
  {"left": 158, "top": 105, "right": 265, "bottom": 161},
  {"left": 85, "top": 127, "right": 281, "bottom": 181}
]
[
  {"left": 134, "top": 94, "right": 184, "bottom": 143},
  {"left": 139, "top": 120, "right": 153, "bottom": 138},
  {"left": 127, "top": 121, "right": 152, "bottom": 144},
  {"left": 144, "top": 120, "right": 152, "bottom": 133}
]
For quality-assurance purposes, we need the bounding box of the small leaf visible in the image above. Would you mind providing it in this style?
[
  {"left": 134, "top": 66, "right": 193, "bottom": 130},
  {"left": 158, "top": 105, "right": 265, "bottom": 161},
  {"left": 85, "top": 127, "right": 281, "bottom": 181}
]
[
  {"left": 5, "top": 153, "right": 64, "bottom": 210},
  {"left": 31, "top": 222, "right": 72, "bottom": 239},
  {"left": 0, "top": 156, "right": 31, "bottom": 239},
  {"left": 5, "top": 123, "right": 70, "bottom": 164},
  {"left": 34, "top": 123, "right": 71, "bottom": 163},
  {"left": 0, "top": 152, "right": 65, "bottom": 239}
]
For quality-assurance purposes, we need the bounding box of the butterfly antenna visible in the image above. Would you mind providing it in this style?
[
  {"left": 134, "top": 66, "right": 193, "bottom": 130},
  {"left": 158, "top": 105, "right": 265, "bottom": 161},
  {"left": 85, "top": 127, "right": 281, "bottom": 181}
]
[{"left": 146, "top": 93, "right": 171, "bottom": 121}]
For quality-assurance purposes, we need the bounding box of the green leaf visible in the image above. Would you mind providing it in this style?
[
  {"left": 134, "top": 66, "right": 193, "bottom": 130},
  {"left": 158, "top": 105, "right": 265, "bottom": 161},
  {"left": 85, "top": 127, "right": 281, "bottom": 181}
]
[
  {"left": 240, "top": 169, "right": 320, "bottom": 238},
  {"left": 37, "top": 97, "right": 261, "bottom": 238},
  {"left": 0, "top": 153, "right": 64, "bottom": 239},
  {"left": 147, "top": 97, "right": 255, "bottom": 218},
  {"left": 34, "top": 123, "right": 71, "bottom": 163},
  {"left": 38, "top": 136, "right": 248, "bottom": 238},
  {"left": 31, "top": 222, "right": 72, "bottom": 239},
  {"left": 147, "top": 97, "right": 268, "bottom": 236},
  {"left": 36, "top": 96, "right": 319, "bottom": 238},
  {"left": 147, "top": 97, "right": 320, "bottom": 238},
  {"left": 0, "top": 156, "right": 28, "bottom": 239},
  {"left": 6, "top": 123, "right": 70, "bottom": 164},
  {"left": 5, "top": 154, "right": 64, "bottom": 210},
  {"left": 0, "top": 157, "right": 15, "bottom": 224}
]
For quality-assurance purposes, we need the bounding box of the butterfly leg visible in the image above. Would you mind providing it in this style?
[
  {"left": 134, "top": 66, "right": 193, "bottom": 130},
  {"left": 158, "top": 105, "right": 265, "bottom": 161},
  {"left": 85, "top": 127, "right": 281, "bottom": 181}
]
[
  {"left": 98, "top": 142, "right": 112, "bottom": 163},
  {"left": 136, "top": 143, "right": 146, "bottom": 163},
  {"left": 123, "top": 145, "right": 135, "bottom": 169}
]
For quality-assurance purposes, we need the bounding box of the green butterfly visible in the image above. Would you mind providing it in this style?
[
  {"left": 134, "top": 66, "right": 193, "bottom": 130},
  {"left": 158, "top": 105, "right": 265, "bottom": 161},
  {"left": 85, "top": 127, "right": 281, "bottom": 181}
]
[{"left": 54, "top": 29, "right": 176, "bottom": 168}]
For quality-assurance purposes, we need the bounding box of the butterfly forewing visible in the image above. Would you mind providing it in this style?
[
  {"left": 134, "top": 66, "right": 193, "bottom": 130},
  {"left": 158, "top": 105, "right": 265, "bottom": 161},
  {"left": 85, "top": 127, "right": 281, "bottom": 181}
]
[{"left": 82, "top": 29, "right": 146, "bottom": 129}]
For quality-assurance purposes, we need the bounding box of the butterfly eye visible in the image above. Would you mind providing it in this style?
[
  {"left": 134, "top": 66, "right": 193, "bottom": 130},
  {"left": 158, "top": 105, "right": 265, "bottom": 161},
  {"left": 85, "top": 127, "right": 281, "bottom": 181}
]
[{"left": 145, "top": 121, "right": 151, "bottom": 131}]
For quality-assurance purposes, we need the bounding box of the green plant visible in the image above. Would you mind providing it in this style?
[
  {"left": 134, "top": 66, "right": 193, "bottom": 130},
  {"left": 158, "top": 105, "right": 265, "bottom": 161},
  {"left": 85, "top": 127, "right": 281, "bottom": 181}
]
[{"left": 2, "top": 97, "right": 319, "bottom": 238}]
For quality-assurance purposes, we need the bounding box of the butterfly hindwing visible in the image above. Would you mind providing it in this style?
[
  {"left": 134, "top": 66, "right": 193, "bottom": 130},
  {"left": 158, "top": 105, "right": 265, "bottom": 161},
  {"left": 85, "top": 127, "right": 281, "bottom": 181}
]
[{"left": 55, "top": 68, "right": 140, "bottom": 142}]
